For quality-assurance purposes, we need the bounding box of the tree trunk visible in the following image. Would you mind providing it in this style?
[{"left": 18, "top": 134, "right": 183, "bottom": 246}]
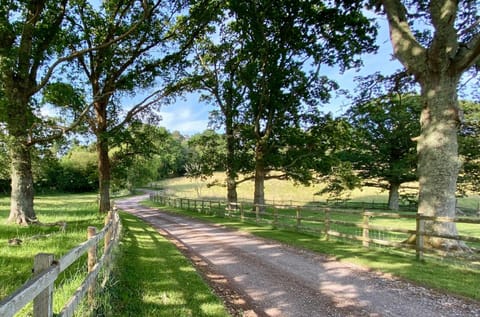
[
  {"left": 417, "top": 75, "right": 463, "bottom": 249},
  {"left": 253, "top": 145, "right": 266, "bottom": 211},
  {"left": 6, "top": 88, "right": 36, "bottom": 225},
  {"left": 97, "top": 136, "right": 111, "bottom": 213},
  {"left": 387, "top": 182, "right": 400, "bottom": 210},
  {"left": 8, "top": 138, "right": 36, "bottom": 225},
  {"left": 227, "top": 177, "right": 237, "bottom": 204},
  {"left": 225, "top": 120, "right": 238, "bottom": 204}
]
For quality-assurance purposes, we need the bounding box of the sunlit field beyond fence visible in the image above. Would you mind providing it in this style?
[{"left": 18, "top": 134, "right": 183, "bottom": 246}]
[{"left": 149, "top": 172, "right": 480, "bottom": 212}]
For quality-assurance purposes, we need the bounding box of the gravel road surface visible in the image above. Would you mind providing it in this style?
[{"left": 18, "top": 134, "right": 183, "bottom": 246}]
[{"left": 116, "top": 195, "right": 480, "bottom": 317}]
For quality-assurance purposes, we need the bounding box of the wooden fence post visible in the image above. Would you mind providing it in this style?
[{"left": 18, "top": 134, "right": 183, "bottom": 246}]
[
  {"left": 296, "top": 207, "right": 301, "bottom": 231},
  {"left": 324, "top": 208, "right": 330, "bottom": 241},
  {"left": 240, "top": 203, "right": 244, "bottom": 222},
  {"left": 416, "top": 213, "right": 424, "bottom": 261},
  {"left": 362, "top": 211, "right": 370, "bottom": 248},
  {"left": 87, "top": 226, "right": 97, "bottom": 303},
  {"left": 33, "top": 253, "right": 54, "bottom": 317},
  {"left": 273, "top": 207, "right": 278, "bottom": 228},
  {"left": 104, "top": 211, "right": 112, "bottom": 254}
]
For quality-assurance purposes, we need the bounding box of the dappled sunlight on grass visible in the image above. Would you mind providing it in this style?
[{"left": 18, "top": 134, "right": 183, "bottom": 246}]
[
  {"left": 0, "top": 193, "right": 105, "bottom": 316},
  {"left": 105, "top": 212, "right": 230, "bottom": 317}
]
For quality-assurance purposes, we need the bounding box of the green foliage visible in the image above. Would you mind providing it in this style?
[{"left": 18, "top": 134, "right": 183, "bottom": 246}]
[
  {"left": 42, "top": 83, "right": 85, "bottom": 112},
  {"left": 346, "top": 92, "right": 421, "bottom": 185},
  {"left": 109, "top": 124, "right": 190, "bottom": 190},
  {"left": 34, "top": 144, "right": 98, "bottom": 193},
  {"left": 458, "top": 100, "right": 480, "bottom": 194},
  {"left": 189, "top": 0, "right": 378, "bottom": 201},
  {"left": 185, "top": 130, "right": 226, "bottom": 179},
  {"left": 324, "top": 72, "right": 420, "bottom": 199}
]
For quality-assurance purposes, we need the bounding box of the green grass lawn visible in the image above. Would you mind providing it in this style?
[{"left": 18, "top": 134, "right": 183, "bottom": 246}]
[
  {"left": 0, "top": 193, "right": 229, "bottom": 317},
  {"left": 100, "top": 212, "right": 229, "bottom": 317},
  {"left": 0, "top": 193, "right": 103, "bottom": 303}
]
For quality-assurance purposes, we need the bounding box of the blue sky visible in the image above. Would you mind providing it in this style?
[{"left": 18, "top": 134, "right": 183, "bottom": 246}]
[{"left": 157, "top": 17, "right": 403, "bottom": 135}]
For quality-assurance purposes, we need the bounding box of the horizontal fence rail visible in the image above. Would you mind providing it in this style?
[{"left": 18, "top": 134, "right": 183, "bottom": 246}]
[
  {"left": 0, "top": 208, "right": 121, "bottom": 317},
  {"left": 150, "top": 193, "right": 480, "bottom": 264}
]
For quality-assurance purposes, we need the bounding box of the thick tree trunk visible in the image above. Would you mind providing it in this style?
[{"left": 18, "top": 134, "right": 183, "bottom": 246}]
[
  {"left": 6, "top": 88, "right": 36, "bottom": 225},
  {"left": 8, "top": 138, "right": 36, "bottom": 225},
  {"left": 417, "top": 76, "right": 463, "bottom": 249},
  {"left": 94, "top": 98, "right": 112, "bottom": 214},
  {"left": 226, "top": 177, "right": 237, "bottom": 204},
  {"left": 387, "top": 182, "right": 400, "bottom": 210},
  {"left": 97, "top": 136, "right": 111, "bottom": 213}
]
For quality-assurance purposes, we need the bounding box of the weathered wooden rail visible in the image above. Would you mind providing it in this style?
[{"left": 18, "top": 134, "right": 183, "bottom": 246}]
[
  {"left": 0, "top": 208, "right": 121, "bottom": 317},
  {"left": 150, "top": 193, "right": 480, "bottom": 262}
]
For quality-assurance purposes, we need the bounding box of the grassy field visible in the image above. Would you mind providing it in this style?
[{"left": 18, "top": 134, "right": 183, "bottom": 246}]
[
  {"left": 0, "top": 193, "right": 104, "bottom": 315},
  {"left": 150, "top": 172, "right": 480, "bottom": 210},
  {"left": 0, "top": 193, "right": 229, "bottom": 317}
]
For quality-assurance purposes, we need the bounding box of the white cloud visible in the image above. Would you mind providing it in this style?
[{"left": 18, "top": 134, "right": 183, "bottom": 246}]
[{"left": 158, "top": 93, "right": 214, "bottom": 135}]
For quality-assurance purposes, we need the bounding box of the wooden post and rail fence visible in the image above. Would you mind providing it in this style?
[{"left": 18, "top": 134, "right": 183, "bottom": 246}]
[
  {"left": 149, "top": 193, "right": 480, "bottom": 262},
  {"left": 0, "top": 208, "right": 121, "bottom": 317}
]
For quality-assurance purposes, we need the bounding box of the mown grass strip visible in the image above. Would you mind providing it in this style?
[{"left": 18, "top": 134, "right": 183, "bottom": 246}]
[
  {"left": 101, "top": 212, "right": 230, "bottom": 317},
  {"left": 144, "top": 200, "right": 480, "bottom": 301}
]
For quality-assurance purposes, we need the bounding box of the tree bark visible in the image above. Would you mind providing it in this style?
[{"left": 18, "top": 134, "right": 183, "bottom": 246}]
[
  {"left": 417, "top": 75, "right": 462, "bottom": 249},
  {"left": 253, "top": 145, "right": 266, "bottom": 211},
  {"left": 225, "top": 118, "right": 238, "bottom": 204},
  {"left": 8, "top": 138, "right": 36, "bottom": 225},
  {"left": 5, "top": 87, "right": 37, "bottom": 225},
  {"left": 380, "top": 0, "right": 479, "bottom": 250},
  {"left": 97, "top": 136, "right": 111, "bottom": 213},
  {"left": 95, "top": 99, "right": 111, "bottom": 214},
  {"left": 227, "top": 177, "right": 237, "bottom": 204},
  {"left": 387, "top": 182, "right": 400, "bottom": 210}
]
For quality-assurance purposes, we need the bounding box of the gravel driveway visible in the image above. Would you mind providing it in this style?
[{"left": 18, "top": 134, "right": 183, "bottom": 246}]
[{"left": 116, "top": 195, "right": 480, "bottom": 317}]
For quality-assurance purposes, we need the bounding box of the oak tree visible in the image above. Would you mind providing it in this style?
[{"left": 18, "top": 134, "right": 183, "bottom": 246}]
[
  {"left": 376, "top": 0, "right": 480, "bottom": 248},
  {"left": 227, "top": 0, "right": 377, "bottom": 207},
  {"left": 70, "top": 0, "right": 215, "bottom": 212},
  {"left": 345, "top": 72, "right": 420, "bottom": 210}
]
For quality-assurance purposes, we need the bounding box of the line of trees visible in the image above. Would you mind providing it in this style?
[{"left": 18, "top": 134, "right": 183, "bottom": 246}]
[
  {"left": 0, "top": 0, "right": 217, "bottom": 223},
  {"left": 0, "top": 0, "right": 479, "bottom": 251}
]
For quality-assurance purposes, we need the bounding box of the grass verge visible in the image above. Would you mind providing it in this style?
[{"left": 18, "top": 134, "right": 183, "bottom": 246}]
[
  {"left": 143, "top": 200, "right": 480, "bottom": 301},
  {"left": 0, "top": 193, "right": 104, "bottom": 315},
  {"left": 1, "top": 193, "right": 229, "bottom": 317},
  {"left": 100, "top": 211, "right": 230, "bottom": 317}
]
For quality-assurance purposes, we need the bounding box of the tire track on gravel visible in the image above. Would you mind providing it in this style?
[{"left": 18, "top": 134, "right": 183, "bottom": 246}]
[{"left": 116, "top": 195, "right": 480, "bottom": 317}]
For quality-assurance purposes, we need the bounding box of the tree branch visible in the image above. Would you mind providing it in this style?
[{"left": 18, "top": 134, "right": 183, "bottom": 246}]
[
  {"left": 28, "top": 90, "right": 113, "bottom": 145},
  {"left": 32, "top": 1, "right": 157, "bottom": 95},
  {"left": 454, "top": 33, "right": 480, "bottom": 73},
  {"left": 380, "top": 0, "right": 427, "bottom": 76}
]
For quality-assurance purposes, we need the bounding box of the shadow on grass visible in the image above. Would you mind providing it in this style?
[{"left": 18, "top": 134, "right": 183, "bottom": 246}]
[{"left": 102, "top": 212, "right": 228, "bottom": 317}]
